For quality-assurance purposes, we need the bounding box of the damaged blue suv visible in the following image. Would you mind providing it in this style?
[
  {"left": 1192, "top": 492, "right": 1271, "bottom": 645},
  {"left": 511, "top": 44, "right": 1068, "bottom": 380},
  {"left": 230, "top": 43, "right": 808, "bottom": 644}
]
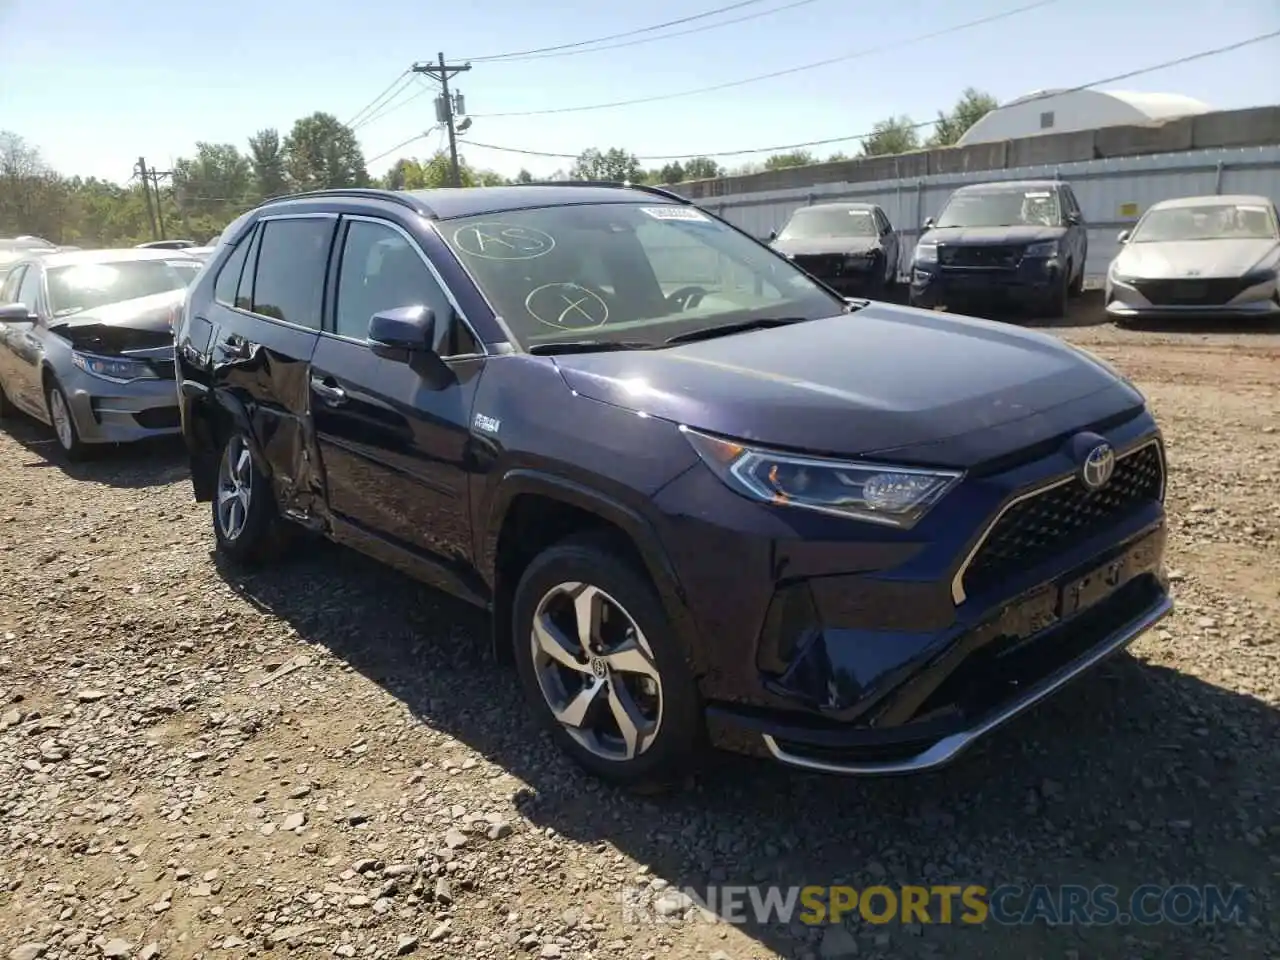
[{"left": 175, "top": 183, "right": 1171, "bottom": 789}]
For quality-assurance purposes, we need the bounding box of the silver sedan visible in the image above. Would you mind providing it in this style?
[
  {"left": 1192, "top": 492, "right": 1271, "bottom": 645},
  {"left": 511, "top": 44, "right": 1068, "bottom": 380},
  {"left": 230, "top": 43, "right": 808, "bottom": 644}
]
[
  {"left": 1105, "top": 194, "right": 1280, "bottom": 324},
  {"left": 0, "top": 248, "right": 200, "bottom": 459}
]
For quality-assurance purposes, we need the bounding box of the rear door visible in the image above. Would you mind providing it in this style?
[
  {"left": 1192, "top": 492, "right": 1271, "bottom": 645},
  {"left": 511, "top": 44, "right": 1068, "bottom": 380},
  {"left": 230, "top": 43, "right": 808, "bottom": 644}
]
[
  {"left": 1061, "top": 186, "right": 1088, "bottom": 277},
  {"left": 875, "top": 207, "right": 899, "bottom": 281},
  {"left": 309, "top": 215, "right": 488, "bottom": 592},
  {"left": 207, "top": 213, "right": 337, "bottom": 522}
]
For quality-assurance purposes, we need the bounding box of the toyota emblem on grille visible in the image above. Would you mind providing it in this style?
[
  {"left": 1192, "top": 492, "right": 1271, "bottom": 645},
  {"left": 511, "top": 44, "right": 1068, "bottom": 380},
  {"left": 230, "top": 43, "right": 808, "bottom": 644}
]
[{"left": 1081, "top": 443, "right": 1116, "bottom": 490}]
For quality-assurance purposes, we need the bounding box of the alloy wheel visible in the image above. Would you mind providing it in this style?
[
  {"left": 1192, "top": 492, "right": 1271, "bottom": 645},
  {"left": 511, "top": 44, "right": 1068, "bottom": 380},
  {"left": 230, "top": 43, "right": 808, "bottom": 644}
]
[
  {"left": 529, "top": 581, "right": 664, "bottom": 762},
  {"left": 49, "top": 387, "right": 74, "bottom": 451},
  {"left": 216, "top": 436, "right": 253, "bottom": 541}
]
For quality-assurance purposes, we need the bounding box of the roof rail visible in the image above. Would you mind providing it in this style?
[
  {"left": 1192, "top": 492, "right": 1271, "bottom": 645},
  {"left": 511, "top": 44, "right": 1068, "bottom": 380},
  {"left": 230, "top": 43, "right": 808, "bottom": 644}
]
[
  {"left": 512, "top": 180, "right": 692, "bottom": 204},
  {"left": 261, "top": 188, "right": 425, "bottom": 213}
]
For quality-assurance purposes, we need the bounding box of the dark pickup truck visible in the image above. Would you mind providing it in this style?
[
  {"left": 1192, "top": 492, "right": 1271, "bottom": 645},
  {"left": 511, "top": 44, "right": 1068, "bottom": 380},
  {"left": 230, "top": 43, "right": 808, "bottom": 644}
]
[{"left": 908, "top": 180, "right": 1088, "bottom": 319}]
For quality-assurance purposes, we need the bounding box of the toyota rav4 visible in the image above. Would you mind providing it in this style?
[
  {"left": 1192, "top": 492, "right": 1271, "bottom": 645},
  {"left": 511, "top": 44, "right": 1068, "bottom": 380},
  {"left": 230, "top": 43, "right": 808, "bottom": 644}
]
[{"left": 175, "top": 183, "right": 1171, "bottom": 789}]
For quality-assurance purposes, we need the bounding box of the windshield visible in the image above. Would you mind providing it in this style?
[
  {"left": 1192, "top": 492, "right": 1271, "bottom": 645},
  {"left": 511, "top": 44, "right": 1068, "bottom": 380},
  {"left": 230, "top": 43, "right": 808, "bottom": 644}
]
[
  {"left": 46, "top": 259, "right": 195, "bottom": 317},
  {"left": 440, "top": 203, "right": 844, "bottom": 349},
  {"left": 779, "top": 207, "right": 878, "bottom": 240},
  {"left": 1131, "top": 203, "right": 1278, "bottom": 242},
  {"left": 936, "top": 189, "right": 1061, "bottom": 228}
]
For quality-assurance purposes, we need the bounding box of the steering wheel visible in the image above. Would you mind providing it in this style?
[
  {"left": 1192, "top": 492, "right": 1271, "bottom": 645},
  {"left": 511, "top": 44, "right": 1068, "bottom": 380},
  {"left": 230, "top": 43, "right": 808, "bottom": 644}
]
[{"left": 667, "top": 285, "right": 708, "bottom": 312}]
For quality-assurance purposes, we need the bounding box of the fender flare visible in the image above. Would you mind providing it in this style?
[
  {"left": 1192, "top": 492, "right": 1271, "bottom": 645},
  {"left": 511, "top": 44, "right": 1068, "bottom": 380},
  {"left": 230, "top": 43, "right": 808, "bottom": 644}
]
[{"left": 483, "top": 469, "right": 703, "bottom": 672}]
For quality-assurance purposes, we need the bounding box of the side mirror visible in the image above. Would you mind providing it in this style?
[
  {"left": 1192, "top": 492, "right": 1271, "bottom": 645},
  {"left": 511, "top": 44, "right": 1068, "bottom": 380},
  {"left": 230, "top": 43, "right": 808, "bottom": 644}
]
[
  {"left": 0, "top": 302, "right": 35, "bottom": 323},
  {"left": 767, "top": 230, "right": 778, "bottom": 241},
  {"left": 923, "top": 217, "right": 935, "bottom": 230},
  {"left": 368, "top": 305, "right": 435, "bottom": 362},
  {"left": 1066, "top": 212, "right": 1082, "bottom": 226},
  {"left": 1117, "top": 230, "right": 1131, "bottom": 245}
]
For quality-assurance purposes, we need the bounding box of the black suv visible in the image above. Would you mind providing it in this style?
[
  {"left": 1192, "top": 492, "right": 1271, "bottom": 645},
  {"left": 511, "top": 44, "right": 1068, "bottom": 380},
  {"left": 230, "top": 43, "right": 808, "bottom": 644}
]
[
  {"left": 909, "top": 179, "right": 1089, "bottom": 318},
  {"left": 176, "top": 184, "right": 1171, "bottom": 789},
  {"left": 768, "top": 202, "right": 901, "bottom": 296}
]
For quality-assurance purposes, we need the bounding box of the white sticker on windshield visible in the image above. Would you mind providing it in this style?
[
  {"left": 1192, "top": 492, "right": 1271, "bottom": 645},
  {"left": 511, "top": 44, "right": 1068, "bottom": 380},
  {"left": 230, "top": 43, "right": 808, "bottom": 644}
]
[
  {"left": 1023, "top": 191, "right": 1052, "bottom": 199},
  {"left": 640, "top": 206, "right": 710, "bottom": 222}
]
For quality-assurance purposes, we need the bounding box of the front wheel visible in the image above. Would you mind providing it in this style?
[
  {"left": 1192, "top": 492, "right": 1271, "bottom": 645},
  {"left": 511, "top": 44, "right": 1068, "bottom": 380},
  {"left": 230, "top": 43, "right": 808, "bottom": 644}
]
[
  {"left": 211, "top": 432, "right": 291, "bottom": 566},
  {"left": 46, "top": 378, "right": 87, "bottom": 461},
  {"left": 511, "top": 535, "right": 703, "bottom": 791}
]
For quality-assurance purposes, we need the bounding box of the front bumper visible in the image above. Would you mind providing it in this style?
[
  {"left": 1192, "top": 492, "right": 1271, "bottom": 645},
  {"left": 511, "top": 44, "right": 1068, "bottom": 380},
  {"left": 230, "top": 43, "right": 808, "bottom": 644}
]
[
  {"left": 649, "top": 416, "right": 1169, "bottom": 775},
  {"left": 65, "top": 369, "right": 181, "bottom": 444},
  {"left": 910, "top": 259, "right": 1061, "bottom": 310},
  {"left": 1106, "top": 275, "right": 1280, "bottom": 320}
]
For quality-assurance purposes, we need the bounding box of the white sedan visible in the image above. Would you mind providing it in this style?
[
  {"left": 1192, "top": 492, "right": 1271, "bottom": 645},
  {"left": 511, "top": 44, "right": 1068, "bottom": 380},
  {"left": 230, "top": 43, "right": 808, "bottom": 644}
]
[{"left": 1105, "top": 194, "right": 1280, "bottom": 324}]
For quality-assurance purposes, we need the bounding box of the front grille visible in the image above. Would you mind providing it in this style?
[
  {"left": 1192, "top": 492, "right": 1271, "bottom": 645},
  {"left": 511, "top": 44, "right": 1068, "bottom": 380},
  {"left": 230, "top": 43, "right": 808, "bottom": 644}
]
[
  {"left": 1131, "top": 277, "right": 1247, "bottom": 307},
  {"left": 940, "top": 245, "right": 1022, "bottom": 269},
  {"left": 962, "top": 442, "right": 1164, "bottom": 597},
  {"left": 133, "top": 406, "right": 180, "bottom": 430},
  {"left": 793, "top": 253, "right": 854, "bottom": 277}
]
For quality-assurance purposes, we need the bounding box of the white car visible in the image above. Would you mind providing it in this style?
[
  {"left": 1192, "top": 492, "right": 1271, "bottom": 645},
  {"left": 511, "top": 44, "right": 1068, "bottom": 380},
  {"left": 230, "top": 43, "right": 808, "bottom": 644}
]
[{"left": 1105, "top": 194, "right": 1280, "bottom": 324}]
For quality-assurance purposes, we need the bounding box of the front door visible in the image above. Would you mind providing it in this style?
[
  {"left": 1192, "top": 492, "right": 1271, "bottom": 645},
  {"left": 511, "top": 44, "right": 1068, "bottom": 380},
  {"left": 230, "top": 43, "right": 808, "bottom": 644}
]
[
  {"left": 3, "top": 263, "right": 50, "bottom": 417},
  {"left": 309, "top": 215, "right": 487, "bottom": 587}
]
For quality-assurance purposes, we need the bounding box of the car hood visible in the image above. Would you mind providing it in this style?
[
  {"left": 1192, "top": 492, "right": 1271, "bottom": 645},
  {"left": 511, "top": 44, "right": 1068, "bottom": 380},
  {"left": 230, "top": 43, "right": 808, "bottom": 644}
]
[
  {"left": 923, "top": 225, "right": 1067, "bottom": 246},
  {"left": 48, "top": 289, "right": 182, "bottom": 353},
  {"left": 552, "top": 303, "right": 1141, "bottom": 467},
  {"left": 1112, "top": 238, "right": 1279, "bottom": 279},
  {"left": 773, "top": 236, "right": 882, "bottom": 256}
]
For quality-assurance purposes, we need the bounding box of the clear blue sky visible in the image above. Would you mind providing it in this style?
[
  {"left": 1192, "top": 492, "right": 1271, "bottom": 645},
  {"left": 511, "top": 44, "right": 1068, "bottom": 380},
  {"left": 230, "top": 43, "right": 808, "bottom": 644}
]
[{"left": 2, "top": 0, "right": 1277, "bottom": 182}]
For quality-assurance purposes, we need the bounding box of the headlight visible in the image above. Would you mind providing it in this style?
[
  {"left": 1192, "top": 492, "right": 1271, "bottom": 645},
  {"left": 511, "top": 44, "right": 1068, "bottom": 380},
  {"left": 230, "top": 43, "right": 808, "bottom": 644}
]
[
  {"left": 1024, "top": 240, "right": 1059, "bottom": 257},
  {"left": 682, "top": 428, "right": 962, "bottom": 528},
  {"left": 913, "top": 242, "right": 938, "bottom": 264},
  {"left": 71, "top": 352, "right": 158, "bottom": 384},
  {"left": 1241, "top": 267, "right": 1277, "bottom": 287}
]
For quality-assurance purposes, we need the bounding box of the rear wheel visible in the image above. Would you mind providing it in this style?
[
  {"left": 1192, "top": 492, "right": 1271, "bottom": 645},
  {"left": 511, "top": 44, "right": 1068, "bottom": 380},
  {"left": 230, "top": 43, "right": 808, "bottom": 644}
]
[
  {"left": 212, "top": 432, "right": 291, "bottom": 565},
  {"left": 1068, "top": 260, "right": 1085, "bottom": 297},
  {"left": 512, "top": 535, "right": 702, "bottom": 791},
  {"left": 1044, "top": 268, "right": 1069, "bottom": 320}
]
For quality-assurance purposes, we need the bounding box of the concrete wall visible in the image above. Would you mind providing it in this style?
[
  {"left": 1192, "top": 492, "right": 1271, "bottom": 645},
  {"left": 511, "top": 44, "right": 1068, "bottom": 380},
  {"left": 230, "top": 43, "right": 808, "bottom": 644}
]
[
  {"left": 676, "top": 145, "right": 1280, "bottom": 286},
  {"left": 674, "top": 105, "right": 1280, "bottom": 201}
]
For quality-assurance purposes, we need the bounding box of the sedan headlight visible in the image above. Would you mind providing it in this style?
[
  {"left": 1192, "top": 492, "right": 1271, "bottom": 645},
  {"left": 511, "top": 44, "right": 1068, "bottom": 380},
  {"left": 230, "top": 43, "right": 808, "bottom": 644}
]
[
  {"left": 1241, "top": 266, "right": 1278, "bottom": 287},
  {"left": 71, "top": 352, "right": 159, "bottom": 384},
  {"left": 913, "top": 242, "right": 938, "bottom": 264},
  {"left": 1024, "top": 240, "right": 1059, "bottom": 257},
  {"left": 683, "top": 428, "right": 962, "bottom": 528}
]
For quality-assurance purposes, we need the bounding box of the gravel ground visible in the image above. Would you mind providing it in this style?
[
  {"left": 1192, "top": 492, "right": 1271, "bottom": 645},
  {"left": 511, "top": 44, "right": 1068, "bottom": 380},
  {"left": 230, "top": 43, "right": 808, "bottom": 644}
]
[{"left": 1, "top": 301, "right": 1278, "bottom": 960}]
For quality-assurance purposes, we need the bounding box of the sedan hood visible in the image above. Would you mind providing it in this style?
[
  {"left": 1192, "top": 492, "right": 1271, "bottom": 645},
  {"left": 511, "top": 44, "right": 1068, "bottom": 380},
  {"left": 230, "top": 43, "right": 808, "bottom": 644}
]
[
  {"left": 924, "top": 225, "right": 1067, "bottom": 246},
  {"left": 773, "top": 236, "right": 881, "bottom": 256},
  {"left": 1112, "top": 238, "right": 1279, "bottom": 279},
  {"left": 49, "top": 289, "right": 182, "bottom": 353},
  {"left": 553, "top": 303, "right": 1141, "bottom": 467}
]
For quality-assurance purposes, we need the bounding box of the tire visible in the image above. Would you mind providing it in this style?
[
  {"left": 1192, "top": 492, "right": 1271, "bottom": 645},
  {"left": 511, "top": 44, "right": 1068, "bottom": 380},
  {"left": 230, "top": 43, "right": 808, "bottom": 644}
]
[
  {"left": 211, "top": 431, "right": 292, "bottom": 566},
  {"left": 45, "top": 378, "right": 88, "bottom": 461},
  {"left": 0, "top": 379, "right": 12, "bottom": 420},
  {"left": 511, "top": 534, "right": 703, "bottom": 791},
  {"left": 1044, "top": 269, "right": 1069, "bottom": 320},
  {"left": 1068, "top": 260, "right": 1085, "bottom": 298}
]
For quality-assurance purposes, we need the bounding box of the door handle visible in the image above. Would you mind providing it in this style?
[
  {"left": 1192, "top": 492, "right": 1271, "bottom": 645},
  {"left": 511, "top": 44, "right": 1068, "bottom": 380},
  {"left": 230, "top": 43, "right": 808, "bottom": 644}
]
[{"left": 311, "top": 377, "right": 347, "bottom": 405}]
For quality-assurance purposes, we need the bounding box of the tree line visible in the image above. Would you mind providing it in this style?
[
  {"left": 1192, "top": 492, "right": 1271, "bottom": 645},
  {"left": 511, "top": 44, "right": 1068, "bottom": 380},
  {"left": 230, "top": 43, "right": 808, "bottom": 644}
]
[{"left": 0, "top": 90, "right": 994, "bottom": 247}]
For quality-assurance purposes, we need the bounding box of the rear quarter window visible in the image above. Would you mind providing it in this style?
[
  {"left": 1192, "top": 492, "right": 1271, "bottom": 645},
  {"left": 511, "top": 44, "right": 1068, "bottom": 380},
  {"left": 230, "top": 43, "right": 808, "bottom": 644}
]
[{"left": 214, "top": 237, "right": 251, "bottom": 305}]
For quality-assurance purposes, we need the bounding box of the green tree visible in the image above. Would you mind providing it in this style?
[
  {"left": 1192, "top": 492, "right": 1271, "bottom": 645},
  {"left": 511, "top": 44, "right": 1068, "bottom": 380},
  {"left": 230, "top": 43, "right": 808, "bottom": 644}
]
[
  {"left": 927, "top": 88, "right": 999, "bottom": 147},
  {"left": 0, "top": 132, "right": 72, "bottom": 242},
  {"left": 569, "top": 147, "right": 642, "bottom": 182},
  {"left": 247, "top": 128, "right": 288, "bottom": 200},
  {"left": 657, "top": 161, "right": 685, "bottom": 184},
  {"left": 683, "top": 157, "right": 721, "bottom": 180},
  {"left": 515, "top": 168, "right": 534, "bottom": 183},
  {"left": 859, "top": 116, "right": 920, "bottom": 157},
  {"left": 283, "top": 112, "right": 370, "bottom": 191},
  {"left": 763, "top": 150, "right": 814, "bottom": 171},
  {"left": 173, "top": 143, "right": 252, "bottom": 212}
]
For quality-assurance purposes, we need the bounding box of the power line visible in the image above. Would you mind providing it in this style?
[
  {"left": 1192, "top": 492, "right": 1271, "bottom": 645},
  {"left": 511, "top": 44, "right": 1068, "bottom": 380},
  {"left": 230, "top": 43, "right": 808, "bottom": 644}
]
[
  {"left": 367, "top": 131, "right": 436, "bottom": 166},
  {"left": 344, "top": 71, "right": 412, "bottom": 128},
  {"left": 470, "top": 0, "right": 1060, "bottom": 118},
  {"left": 461, "top": 32, "right": 1280, "bottom": 162},
  {"left": 463, "top": 0, "right": 780, "bottom": 62},
  {"left": 353, "top": 77, "right": 437, "bottom": 131},
  {"left": 412, "top": 55, "right": 472, "bottom": 187},
  {"left": 469, "top": 0, "right": 825, "bottom": 64}
]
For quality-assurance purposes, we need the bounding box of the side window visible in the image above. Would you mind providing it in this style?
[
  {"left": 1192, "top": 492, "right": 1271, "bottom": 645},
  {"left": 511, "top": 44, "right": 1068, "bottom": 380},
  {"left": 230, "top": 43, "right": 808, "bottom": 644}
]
[
  {"left": 235, "top": 226, "right": 262, "bottom": 312},
  {"left": 247, "top": 217, "right": 335, "bottom": 328},
  {"left": 16, "top": 266, "right": 42, "bottom": 313},
  {"left": 334, "top": 219, "right": 478, "bottom": 356},
  {"left": 214, "top": 234, "right": 252, "bottom": 304},
  {"left": 1, "top": 266, "right": 26, "bottom": 304},
  {"left": 876, "top": 209, "right": 892, "bottom": 234}
]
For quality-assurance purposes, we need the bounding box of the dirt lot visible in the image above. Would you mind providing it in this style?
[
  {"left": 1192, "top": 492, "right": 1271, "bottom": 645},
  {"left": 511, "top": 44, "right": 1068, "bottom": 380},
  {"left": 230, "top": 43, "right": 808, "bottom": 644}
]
[{"left": 1, "top": 301, "right": 1278, "bottom": 960}]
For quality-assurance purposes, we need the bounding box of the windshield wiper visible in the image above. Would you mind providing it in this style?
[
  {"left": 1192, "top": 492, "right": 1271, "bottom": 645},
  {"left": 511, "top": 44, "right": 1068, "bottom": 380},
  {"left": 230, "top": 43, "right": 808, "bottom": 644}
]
[
  {"left": 665, "top": 317, "right": 807, "bottom": 345},
  {"left": 528, "top": 339, "right": 654, "bottom": 355}
]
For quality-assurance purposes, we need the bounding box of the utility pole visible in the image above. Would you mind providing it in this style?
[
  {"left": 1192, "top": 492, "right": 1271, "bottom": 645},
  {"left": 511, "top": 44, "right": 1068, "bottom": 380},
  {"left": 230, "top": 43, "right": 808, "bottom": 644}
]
[
  {"left": 134, "top": 157, "right": 159, "bottom": 241},
  {"left": 146, "top": 166, "right": 174, "bottom": 241},
  {"left": 411, "top": 53, "right": 471, "bottom": 187}
]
